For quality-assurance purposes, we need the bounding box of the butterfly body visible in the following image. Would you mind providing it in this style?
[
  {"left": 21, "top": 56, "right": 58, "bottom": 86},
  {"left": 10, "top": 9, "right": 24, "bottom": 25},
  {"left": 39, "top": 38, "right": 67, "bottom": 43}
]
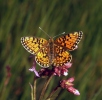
[
  {"left": 48, "top": 38, "right": 55, "bottom": 65},
  {"left": 21, "top": 31, "right": 83, "bottom": 68}
]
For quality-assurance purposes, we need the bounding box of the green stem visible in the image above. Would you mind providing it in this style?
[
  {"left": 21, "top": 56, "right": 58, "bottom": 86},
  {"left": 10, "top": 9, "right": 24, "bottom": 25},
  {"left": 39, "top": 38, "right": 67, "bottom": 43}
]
[
  {"left": 29, "top": 83, "right": 33, "bottom": 100},
  {"left": 33, "top": 77, "right": 37, "bottom": 100},
  {"left": 39, "top": 74, "right": 54, "bottom": 100},
  {"left": 46, "top": 86, "right": 60, "bottom": 99}
]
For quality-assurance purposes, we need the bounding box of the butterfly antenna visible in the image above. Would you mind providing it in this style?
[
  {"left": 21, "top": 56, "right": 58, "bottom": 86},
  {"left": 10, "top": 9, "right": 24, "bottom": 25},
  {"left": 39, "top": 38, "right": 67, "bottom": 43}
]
[
  {"left": 39, "top": 27, "right": 51, "bottom": 38},
  {"left": 53, "top": 32, "right": 65, "bottom": 38}
]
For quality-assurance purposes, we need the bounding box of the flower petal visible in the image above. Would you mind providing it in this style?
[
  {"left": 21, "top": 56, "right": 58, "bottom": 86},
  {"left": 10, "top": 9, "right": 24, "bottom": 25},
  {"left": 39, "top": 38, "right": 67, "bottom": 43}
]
[
  {"left": 29, "top": 67, "right": 40, "bottom": 77},
  {"left": 68, "top": 87, "right": 80, "bottom": 96},
  {"left": 29, "top": 60, "right": 40, "bottom": 77},
  {"left": 64, "top": 62, "right": 72, "bottom": 68},
  {"left": 63, "top": 72, "right": 68, "bottom": 76},
  {"left": 67, "top": 77, "right": 74, "bottom": 82}
]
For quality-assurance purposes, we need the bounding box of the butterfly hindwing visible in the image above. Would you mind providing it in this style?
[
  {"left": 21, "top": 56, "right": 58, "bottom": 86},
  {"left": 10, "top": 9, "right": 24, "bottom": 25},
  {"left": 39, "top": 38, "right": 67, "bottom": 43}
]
[
  {"left": 55, "top": 31, "right": 83, "bottom": 51},
  {"left": 35, "top": 47, "right": 51, "bottom": 68},
  {"left": 53, "top": 44, "right": 72, "bottom": 66}
]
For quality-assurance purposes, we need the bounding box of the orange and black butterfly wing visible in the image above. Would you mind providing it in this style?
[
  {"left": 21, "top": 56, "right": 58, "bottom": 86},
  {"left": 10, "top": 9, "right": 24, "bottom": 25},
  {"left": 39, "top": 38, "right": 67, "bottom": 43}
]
[
  {"left": 35, "top": 47, "right": 51, "bottom": 68},
  {"left": 21, "top": 37, "right": 51, "bottom": 68},
  {"left": 53, "top": 44, "right": 72, "bottom": 67},
  {"left": 55, "top": 31, "right": 83, "bottom": 51},
  {"left": 21, "top": 37, "right": 48, "bottom": 54}
]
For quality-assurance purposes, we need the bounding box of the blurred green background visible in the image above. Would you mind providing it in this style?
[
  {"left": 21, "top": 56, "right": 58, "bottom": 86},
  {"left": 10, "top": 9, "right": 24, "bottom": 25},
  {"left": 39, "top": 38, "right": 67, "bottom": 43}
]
[{"left": 0, "top": 0, "right": 102, "bottom": 100}]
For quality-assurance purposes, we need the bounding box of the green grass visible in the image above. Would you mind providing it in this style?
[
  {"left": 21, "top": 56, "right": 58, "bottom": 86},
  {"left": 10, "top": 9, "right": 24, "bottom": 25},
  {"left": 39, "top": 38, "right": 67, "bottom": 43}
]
[{"left": 0, "top": 0, "right": 102, "bottom": 100}]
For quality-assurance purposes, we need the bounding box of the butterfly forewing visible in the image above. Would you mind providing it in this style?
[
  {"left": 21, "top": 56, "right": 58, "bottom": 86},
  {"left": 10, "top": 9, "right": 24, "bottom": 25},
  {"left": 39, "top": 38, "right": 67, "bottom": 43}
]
[
  {"left": 21, "top": 37, "right": 48, "bottom": 55},
  {"left": 55, "top": 31, "right": 83, "bottom": 51}
]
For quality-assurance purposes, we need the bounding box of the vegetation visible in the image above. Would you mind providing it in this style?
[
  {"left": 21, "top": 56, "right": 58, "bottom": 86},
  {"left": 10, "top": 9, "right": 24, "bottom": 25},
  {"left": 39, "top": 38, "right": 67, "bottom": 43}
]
[{"left": 0, "top": 0, "right": 102, "bottom": 100}]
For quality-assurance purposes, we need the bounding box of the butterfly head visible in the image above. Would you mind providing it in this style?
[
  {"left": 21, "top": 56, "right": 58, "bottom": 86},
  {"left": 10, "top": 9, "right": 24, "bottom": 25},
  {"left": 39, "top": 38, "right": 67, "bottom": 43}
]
[{"left": 49, "top": 37, "right": 54, "bottom": 43}]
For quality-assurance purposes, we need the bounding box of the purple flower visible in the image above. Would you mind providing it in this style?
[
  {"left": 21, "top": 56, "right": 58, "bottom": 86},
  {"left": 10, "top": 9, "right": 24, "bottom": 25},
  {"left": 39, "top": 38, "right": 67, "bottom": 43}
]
[
  {"left": 29, "top": 60, "right": 40, "bottom": 77},
  {"left": 6, "top": 65, "right": 11, "bottom": 77},
  {"left": 4, "top": 65, "right": 11, "bottom": 86},
  {"left": 38, "top": 68, "right": 53, "bottom": 77},
  {"left": 54, "top": 62, "right": 72, "bottom": 76},
  {"left": 68, "top": 86, "right": 80, "bottom": 96},
  {"left": 60, "top": 77, "right": 80, "bottom": 96}
]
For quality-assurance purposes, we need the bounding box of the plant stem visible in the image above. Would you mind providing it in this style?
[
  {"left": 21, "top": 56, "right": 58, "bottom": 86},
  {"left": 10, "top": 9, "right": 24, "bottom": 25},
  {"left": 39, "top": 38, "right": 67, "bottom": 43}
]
[
  {"left": 29, "top": 83, "right": 33, "bottom": 100},
  {"left": 33, "top": 76, "right": 37, "bottom": 100},
  {"left": 39, "top": 74, "right": 54, "bottom": 100},
  {"left": 46, "top": 86, "right": 60, "bottom": 99}
]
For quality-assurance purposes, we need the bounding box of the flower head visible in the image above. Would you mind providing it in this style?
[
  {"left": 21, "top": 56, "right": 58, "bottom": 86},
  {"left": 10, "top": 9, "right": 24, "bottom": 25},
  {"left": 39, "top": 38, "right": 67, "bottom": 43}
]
[
  {"left": 53, "top": 62, "right": 72, "bottom": 77},
  {"left": 60, "top": 77, "right": 80, "bottom": 96},
  {"left": 38, "top": 68, "right": 52, "bottom": 77}
]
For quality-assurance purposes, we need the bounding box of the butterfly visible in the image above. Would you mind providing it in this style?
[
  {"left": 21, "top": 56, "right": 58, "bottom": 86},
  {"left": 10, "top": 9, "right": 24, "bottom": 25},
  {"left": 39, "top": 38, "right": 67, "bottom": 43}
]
[{"left": 21, "top": 31, "right": 83, "bottom": 68}]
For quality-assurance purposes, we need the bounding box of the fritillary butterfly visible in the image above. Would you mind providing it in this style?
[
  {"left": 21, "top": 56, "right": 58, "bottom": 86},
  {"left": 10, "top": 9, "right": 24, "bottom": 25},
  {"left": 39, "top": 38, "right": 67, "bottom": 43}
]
[{"left": 21, "top": 31, "right": 83, "bottom": 68}]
